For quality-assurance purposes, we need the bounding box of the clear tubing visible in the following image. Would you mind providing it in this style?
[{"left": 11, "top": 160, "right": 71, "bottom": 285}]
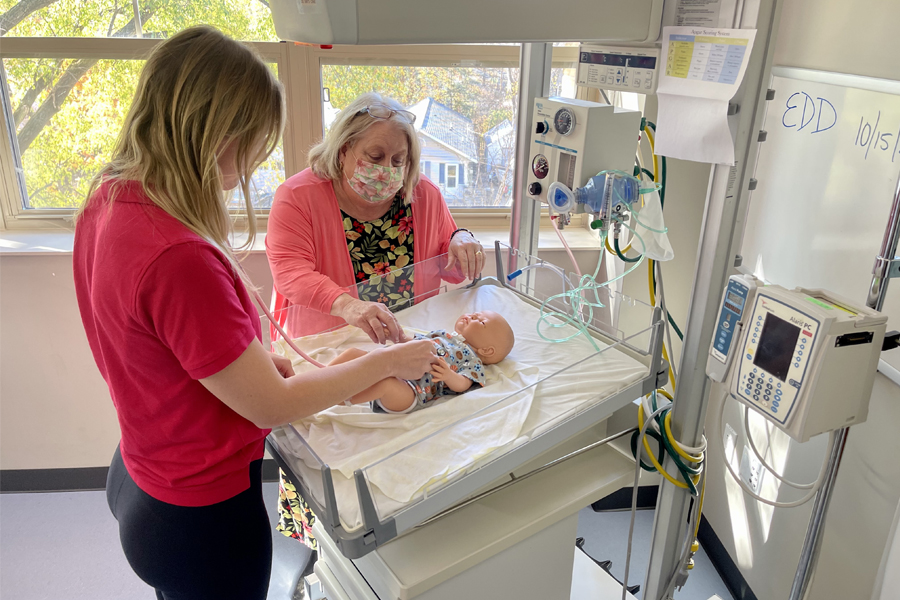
[
  {"left": 252, "top": 288, "right": 326, "bottom": 369},
  {"left": 507, "top": 262, "right": 575, "bottom": 302},
  {"left": 536, "top": 216, "right": 647, "bottom": 349},
  {"left": 550, "top": 216, "right": 583, "bottom": 278},
  {"left": 631, "top": 208, "right": 669, "bottom": 234}
]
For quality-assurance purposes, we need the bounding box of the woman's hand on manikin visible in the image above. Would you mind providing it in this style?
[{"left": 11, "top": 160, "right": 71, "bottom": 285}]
[
  {"left": 270, "top": 353, "right": 295, "bottom": 378},
  {"left": 447, "top": 231, "right": 485, "bottom": 281},
  {"left": 331, "top": 294, "right": 404, "bottom": 344},
  {"left": 377, "top": 339, "right": 440, "bottom": 381}
]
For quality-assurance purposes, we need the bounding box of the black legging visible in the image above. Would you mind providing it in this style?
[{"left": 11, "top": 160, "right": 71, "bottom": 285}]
[{"left": 106, "top": 446, "right": 272, "bottom": 600}]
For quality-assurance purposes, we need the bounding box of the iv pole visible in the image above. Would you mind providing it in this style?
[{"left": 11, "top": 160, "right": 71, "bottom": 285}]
[
  {"left": 642, "top": 0, "right": 785, "bottom": 596},
  {"left": 789, "top": 173, "right": 900, "bottom": 600}
]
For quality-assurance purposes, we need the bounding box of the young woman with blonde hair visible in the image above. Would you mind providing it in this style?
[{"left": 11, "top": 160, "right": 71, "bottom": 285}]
[{"left": 73, "top": 26, "right": 437, "bottom": 600}]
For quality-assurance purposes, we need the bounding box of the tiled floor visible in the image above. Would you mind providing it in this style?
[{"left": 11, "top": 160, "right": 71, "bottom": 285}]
[
  {"left": 1, "top": 485, "right": 732, "bottom": 599},
  {"left": 0, "top": 483, "right": 310, "bottom": 600}
]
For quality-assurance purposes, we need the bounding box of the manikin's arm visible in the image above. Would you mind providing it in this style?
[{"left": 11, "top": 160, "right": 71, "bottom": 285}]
[{"left": 430, "top": 359, "right": 475, "bottom": 393}]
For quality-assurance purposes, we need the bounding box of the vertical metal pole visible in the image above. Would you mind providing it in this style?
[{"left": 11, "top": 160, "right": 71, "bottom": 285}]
[
  {"left": 867, "top": 175, "right": 900, "bottom": 313},
  {"left": 790, "top": 172, "right": 900, "bottom": 600},
  {"left": 509, "top": 43, "right": 552, "bottom": 262},
  {"left": 788, "top": 429, "right": 849, "bottom": 599},
  {"left": 642, "top": 1, "right": 784, "bottom": 597}
]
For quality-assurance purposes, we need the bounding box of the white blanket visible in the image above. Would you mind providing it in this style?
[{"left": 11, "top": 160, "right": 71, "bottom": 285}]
[{"left": 275, "top": 284, "right": 648, "bottom": 531}]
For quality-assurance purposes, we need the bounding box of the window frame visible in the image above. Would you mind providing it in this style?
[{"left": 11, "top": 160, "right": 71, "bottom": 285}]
[
  {"left": 446, "top": 163, "right": 459, "bottom": 189},
  {"left": 0, "top": 37, "right": 581, "bottom": 230}
]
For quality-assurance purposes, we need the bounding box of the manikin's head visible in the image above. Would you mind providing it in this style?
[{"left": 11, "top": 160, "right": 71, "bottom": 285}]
[{"left": 454, "top": 310, "right": 515, "bottom": 365}]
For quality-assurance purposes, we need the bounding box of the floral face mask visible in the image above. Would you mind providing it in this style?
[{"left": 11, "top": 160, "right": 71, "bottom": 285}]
[{"left": 346, "top": 154, "right": 404, "bottom": 204}]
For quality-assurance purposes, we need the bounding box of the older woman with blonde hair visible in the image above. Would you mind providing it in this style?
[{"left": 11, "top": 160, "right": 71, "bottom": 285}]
[
  {"left": 266, "top": 92, "right": 485, "bottom": 551},
  {"left": 266, "top": 92, "right": 485, "bottom": 343}
]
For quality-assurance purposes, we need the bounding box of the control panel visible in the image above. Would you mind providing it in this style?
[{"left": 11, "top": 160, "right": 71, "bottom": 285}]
[
  {"left": 707, "top": 274, "right": 757, "bottom": 382},
  {"left": 526, "top": 97, "right": 641, "bottom": 211},
  {"left": 720, "top": 285, "right": 887, "bottom": 442},
  {"left": 735, "top": 293, "right": 821, "bottom": 426},
  {"left": 577, "top": 44, "right": 660, "bottom": 94}
]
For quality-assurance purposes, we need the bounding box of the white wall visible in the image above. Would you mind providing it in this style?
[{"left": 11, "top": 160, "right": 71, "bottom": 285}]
[
  {"left": 615, "top": 96, "right": 713, "bottom": 380},
  {"left": 773, "top": 0, "right": 900, "bottom": 82},
  {"left": 700, "top": 0, "right": 900, "bottom": 598},
  {"left": 0, "top": 252, "right": 274, "bottom": 470}
]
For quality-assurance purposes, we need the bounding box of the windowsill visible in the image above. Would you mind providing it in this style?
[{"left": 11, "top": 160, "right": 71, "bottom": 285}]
[
  {"left": 0, "top": 229, "right": 76, "bottom": 255},
  {"left": 0, "top": 225, "right": 603, "bottom": 256},
  {"left": 469, "top": 227, "right": 604, "bottom": 251}
]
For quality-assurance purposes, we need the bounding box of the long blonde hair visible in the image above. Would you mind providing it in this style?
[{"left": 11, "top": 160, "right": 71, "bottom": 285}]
[
  {"left": 308, "top": 92, "right": 421, "bottom": 201},
  {"left": 77, "top": 25, "right": 284, "bottom": 275}
]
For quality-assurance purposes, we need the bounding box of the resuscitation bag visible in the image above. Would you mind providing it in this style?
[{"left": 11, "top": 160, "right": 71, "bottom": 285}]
[{"left": 632, "top": 186, "right": 674, "bottom": 261}]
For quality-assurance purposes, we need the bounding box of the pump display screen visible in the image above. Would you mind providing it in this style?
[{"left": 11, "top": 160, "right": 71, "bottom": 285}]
[
  {"left": 724, "top": 291, "right": 744, "bottom": 314},
  {"left": 754, "top": 314, "right": 800, "bottom": 381}
]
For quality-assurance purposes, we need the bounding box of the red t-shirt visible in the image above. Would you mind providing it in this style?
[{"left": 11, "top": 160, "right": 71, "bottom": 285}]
[{"left": 73, "top": 181, "right": 269, "bottom": 507}]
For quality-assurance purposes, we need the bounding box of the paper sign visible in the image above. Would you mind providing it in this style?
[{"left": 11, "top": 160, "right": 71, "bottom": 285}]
[
  {"left": 654, "top": 26, "right": 757, "bottom": 165},
  {"left": 675, "top": 0, "right": 740, "bottom": 28}
]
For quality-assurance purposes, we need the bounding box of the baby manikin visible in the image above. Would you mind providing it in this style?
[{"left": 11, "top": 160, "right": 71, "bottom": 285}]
[{"left": 330, "top": 310, "right": 516, "bottom": 413}]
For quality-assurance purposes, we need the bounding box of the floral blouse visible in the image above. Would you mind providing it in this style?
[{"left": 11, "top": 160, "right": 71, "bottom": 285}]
[{"left": 342, "top": 194, "right": 415, "bottom": 311}]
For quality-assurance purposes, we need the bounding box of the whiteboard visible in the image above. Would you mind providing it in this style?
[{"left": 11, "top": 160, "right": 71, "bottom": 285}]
[{"left": 742, "top": 67, "right": 900, "bottom": 369}]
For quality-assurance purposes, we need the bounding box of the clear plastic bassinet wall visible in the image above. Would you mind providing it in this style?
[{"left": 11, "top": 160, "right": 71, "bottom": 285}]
[{"left": 263, "top": 243, "right": 663, "bottom": 555}]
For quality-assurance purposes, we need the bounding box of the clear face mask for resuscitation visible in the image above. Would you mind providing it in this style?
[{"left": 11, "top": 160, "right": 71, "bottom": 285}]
[
  {"left": 574, "top": 170, "right": 674, "bottom": 262},
  {"left": 346, "top": 153, "right": 404, "bottom": 203}
]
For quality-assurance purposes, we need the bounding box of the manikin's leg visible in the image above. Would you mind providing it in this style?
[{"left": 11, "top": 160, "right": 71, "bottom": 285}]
[{"left": 329, "top": 349, "right": 416, "bottom": 412}]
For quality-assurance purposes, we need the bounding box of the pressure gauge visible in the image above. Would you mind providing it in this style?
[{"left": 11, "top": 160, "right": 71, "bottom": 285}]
[
  {"left": 532, "top": 154, "right": 549, "bottom": 179},
  {"left": 554, "top": 108, "right": 576, "bottom": 136}
]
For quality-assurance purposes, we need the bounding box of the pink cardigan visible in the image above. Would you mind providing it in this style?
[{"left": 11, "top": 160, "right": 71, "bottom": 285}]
[{"left": 266, "top": 168, "right": 464, "bottom": 337}]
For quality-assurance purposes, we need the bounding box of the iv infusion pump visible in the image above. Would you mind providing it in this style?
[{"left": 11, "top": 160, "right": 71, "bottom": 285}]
[{"left": 707, "top": 275, "right": 887, "bottom": 442}]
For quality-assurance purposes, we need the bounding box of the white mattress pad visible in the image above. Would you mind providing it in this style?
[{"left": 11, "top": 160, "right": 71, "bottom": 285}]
[{"left": 274, "top": 284, "right": 648, "bottom": 531}]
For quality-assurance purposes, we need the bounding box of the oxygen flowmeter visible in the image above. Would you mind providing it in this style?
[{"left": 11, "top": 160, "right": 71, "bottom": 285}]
[
  {"left": 707, "top": 280, "right": 887, "bottom": 442},
  {"left": 526, "top": 97, "right": 640, "bottom": 217}
]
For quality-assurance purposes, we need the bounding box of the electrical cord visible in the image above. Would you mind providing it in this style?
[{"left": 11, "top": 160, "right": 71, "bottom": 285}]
[
  {"left": 633, "top": 392, "right": 704, "bottom": 491},
  {"left": 623, "top": 403, "right": 670, "bottom": 600},
  {"left": 644, "top": 121, "right": 666, "bottom": 209},
  {"left": 648, "top": 259, "right": 677, "bottom": 392},
  {"left": 644, "top": 127, "right": 660, "bottom": 191},
  {"left": 637, "top": 404, "right": 701, "bottom": 494},
  {"left": 651, "top": 260, "right": 685, "bottom": 341},
  {"left": 744, "top": 405, "right": 821, "bottom": 489},
  {"left": 663, "top": 470, "right": 706, "bottom": 596},
  {"left": 656, "top": 262, "right": 680, "bottom": 384},
  {"left": 717, "top": 390, "right": 834, "bottom": 507}
]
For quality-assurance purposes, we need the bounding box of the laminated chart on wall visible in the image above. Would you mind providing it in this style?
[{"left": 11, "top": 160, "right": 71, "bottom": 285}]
[
  {"left": 674, "top": 0, "right": 741, "bottom": 28},
  {"left": 654, "top": 26, "right": 756, "bottom": 165}
]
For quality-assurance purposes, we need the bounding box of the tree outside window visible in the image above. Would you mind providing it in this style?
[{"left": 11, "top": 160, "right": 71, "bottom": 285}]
[{"left": 1, "top": 0, "right": 279, "bottom": 210}]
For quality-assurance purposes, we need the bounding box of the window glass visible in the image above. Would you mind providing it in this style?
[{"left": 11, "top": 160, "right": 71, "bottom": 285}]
[
  {"left": 3, "top": 57, "right": 282, "bottom": 210},
  {"left": 0, "top": 0, "right": 277, "bottom": 40},
  {"left": 446, "top": 164, "right": 458, "bottom": 189},
  {"left": 321, "top": 63, "right": 577, "bottom": 208}
]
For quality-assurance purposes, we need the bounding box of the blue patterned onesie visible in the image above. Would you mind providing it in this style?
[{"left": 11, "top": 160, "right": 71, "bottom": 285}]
[{"left": 374, "top": 330, "right": 487, "bottom": 414}]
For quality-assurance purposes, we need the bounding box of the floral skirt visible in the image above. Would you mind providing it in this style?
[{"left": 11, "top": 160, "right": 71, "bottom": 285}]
[{"left": 276, "top": 468, "right": 317, "bottom": 550}]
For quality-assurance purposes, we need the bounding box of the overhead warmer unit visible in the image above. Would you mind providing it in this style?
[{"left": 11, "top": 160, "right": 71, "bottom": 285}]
[{"left": 269, "top": 0, "right": 666, "bottom": 45}]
